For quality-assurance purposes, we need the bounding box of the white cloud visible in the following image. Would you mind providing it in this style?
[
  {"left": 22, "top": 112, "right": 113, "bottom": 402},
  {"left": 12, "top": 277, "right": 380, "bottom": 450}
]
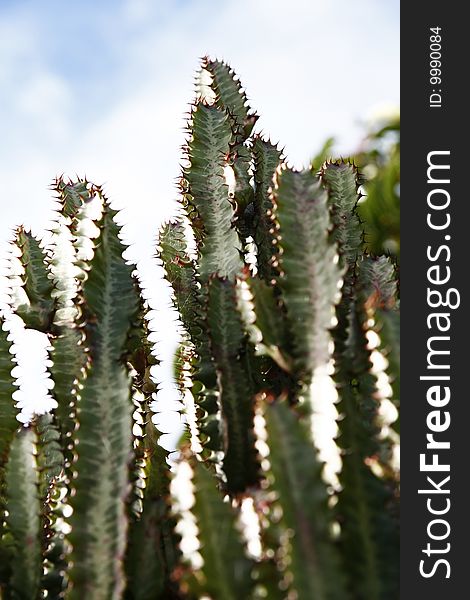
[
  {"left": 17, "top": 72, "right": 71, "bottom": 135},
  {"left": 0, "top": 0, "right": 399, "bottom": 428}
]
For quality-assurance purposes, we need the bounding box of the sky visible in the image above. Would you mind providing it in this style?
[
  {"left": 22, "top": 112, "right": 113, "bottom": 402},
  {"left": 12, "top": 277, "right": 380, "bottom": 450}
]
[{"left": 0, "top": 0, "right": 399, "bottom": 440}]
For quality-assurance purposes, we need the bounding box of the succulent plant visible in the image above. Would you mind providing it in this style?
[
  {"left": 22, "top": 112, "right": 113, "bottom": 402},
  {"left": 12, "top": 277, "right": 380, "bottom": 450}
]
[{"left": 0, "top": 58, "right": 399, "bottom": 600}]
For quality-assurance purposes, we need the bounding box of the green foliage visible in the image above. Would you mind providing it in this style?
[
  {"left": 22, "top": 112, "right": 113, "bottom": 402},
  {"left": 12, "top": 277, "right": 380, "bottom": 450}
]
[
  {"left": 356, "top": 117, "right": 400, "bottom": 259},
  {"left": 311, "top": 136, "right": 335, "bottom": 170},
  {"left": 313, "top": 115, "right": 400, "bottom": 259},
  {"left": 0, "top": 58, "right": 399, "bottom": 599}
]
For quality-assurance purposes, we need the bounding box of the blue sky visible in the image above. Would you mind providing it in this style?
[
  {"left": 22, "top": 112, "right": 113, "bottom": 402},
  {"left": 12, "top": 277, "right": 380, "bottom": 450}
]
[{"left": 0, "top": 0, "right": 399, "bottom": 428}]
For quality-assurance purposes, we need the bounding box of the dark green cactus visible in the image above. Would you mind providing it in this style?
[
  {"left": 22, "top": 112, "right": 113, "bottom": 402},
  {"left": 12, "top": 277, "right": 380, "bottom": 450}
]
[
  {"left": 4, "top": 427, "right": 42, "bottom": 599},
  {"left": 0, "top": 58, "right": 399, "bottom": 599},
  {"left": 159, "top": 58, "right": 399, "bottom": 600}
]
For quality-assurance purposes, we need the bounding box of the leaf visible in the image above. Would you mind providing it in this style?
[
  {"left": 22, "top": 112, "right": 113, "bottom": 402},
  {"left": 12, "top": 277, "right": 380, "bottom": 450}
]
[
  {"left": 355, "top": 121, "right": 400, "bottom": 258},
  {"left": 206, "top": 277, "right": 259, "bottom": 493},
  {"left": 273, "top": 167, "right": 342, "bottom": 380},
  {"left": 264, "top": 401, "right": 348, "bottom": 600},
  {"left": 67, "top": 203, "right": 140, "bottom": 600},
  {"left": 187, "top": 461, "right": 253, "bottom": 599},
  {"left": 4, "top": 427, "right": 42, "bottom": 600},
  {"left": 183, "top": 103, "right": 242, "bottom": 281},
  {"left": 11, "top": 228, "right": 55, "bottom": 332}
]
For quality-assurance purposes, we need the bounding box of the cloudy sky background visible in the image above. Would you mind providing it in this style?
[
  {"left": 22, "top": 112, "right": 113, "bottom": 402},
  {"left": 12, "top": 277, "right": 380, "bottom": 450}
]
[{"left": 0, "top": 0, "right": 399, "bottom": 440}]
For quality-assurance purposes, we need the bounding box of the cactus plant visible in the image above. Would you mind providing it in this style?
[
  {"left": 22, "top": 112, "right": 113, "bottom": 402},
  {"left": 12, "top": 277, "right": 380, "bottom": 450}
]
[{"left": 0, "top": 58, "right": 399, "bottom": 599}]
